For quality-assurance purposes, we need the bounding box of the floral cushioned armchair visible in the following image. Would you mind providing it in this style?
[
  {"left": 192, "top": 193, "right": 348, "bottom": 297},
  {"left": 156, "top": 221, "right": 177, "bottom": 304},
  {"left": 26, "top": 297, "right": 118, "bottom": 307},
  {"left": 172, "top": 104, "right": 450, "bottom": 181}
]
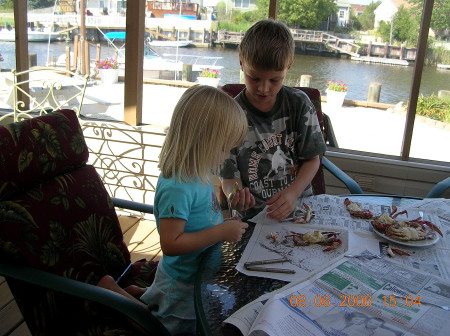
[{"left": 0, "top": 109, "right": 168, "bottom": 335}]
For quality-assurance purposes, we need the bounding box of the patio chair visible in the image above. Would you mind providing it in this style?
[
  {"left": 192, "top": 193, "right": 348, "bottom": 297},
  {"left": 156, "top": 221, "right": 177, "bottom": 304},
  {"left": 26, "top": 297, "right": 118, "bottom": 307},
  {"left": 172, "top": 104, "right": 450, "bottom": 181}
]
[
  {"left": 426, "top": 177, "right": 450, "bottom": 198},
  {"left": 220, "top": 84, "right": 363, "bottom": 195},
  {"left": 0, "top": 109, "right": 169, "bottom": 335},
  {"left": 0, "top": 67, "right": 88, "bottom": 124}
]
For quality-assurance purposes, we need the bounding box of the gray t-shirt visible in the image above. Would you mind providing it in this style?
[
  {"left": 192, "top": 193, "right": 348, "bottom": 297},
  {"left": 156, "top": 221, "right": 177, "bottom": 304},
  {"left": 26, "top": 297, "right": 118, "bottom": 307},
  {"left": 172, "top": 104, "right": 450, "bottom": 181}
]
[{"left": 220, "top": 86, "right": 327, "bottom": 219}]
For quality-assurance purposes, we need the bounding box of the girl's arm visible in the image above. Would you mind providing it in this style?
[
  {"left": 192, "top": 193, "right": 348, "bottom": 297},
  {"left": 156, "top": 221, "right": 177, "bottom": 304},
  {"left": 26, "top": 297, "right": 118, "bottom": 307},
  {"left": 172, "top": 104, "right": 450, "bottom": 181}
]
[
  {"left": 159, "top": 217, "right": 248, "bottom": 256},
  {"left": 266, "top": 155, "right": 320, "bottom": 220}
]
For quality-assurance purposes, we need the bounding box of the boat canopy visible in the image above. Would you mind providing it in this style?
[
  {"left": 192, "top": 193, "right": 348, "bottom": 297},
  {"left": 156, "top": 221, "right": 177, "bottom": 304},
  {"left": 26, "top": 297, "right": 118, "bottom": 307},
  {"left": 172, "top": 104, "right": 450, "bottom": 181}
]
[{"left": 105, "top": 31, "right": 126, "bottom": 39}]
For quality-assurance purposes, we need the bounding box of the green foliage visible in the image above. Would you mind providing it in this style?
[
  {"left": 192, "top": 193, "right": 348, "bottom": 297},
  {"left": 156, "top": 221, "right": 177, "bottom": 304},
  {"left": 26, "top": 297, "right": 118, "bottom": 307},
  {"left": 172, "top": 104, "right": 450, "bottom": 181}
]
[
  {"left": 357, "top": 1, "right": 381, "bottom": 31},
  {"left": 407, "top": 0, "right": 450, "bottom": 32},
  {"left": 376, "top": 6, "right": 419, "bottom": 46},
  {"left": 216, "top": 1, "right": 228, "bottom": 20},
  {"left": 217, "top": 20, "right": 253, "bottom": 32},
  {"left": 27, "top": 0, "right": 54, "bottom": 9},
  {"left": 425, "top": 42, "right": 450, "bottom": 66},
  {"left": 255, "top": 0, "right": 336, "bottom": 29},
  {"left": 0, "top": 0, "right": 13, "bottom": 10},
  {"left": 410, "top": 94, "right": 450, "bottom": 124}
]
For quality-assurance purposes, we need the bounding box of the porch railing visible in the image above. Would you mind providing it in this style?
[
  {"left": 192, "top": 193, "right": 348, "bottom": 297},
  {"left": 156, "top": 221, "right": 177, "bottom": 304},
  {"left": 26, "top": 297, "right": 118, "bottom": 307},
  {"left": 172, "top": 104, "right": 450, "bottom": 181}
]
[{"left": 81, "top": 120, "right": 166, "bottom": 207}]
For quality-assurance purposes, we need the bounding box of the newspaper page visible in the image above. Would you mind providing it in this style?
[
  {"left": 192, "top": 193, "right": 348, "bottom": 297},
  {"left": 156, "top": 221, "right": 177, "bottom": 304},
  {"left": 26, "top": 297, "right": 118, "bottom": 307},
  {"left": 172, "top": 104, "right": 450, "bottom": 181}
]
[
  {"left": 236, "top": 223, "right": 350, "bottom": 282},
  {"left": 225, "top": 249, "right": 450, "bottom": 336},
  {"left": 243, "top": 195, "right": 450, "bottom": 281}
]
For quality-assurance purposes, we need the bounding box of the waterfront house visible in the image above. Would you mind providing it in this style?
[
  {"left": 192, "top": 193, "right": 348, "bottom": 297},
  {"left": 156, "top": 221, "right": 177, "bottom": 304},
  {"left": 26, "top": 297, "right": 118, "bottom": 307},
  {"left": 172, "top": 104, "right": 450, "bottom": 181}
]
[
  {"left": 336, "top": 0, "right": 352, "bottom": 27},
  {"left": 373, "top": 0, "right": 411, "bottom": 28}
]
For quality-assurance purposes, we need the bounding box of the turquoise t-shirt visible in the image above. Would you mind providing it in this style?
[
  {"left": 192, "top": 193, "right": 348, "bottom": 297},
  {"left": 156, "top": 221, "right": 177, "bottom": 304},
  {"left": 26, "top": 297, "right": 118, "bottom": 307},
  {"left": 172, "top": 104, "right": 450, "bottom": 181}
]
[{"left": 154, "top": 175, "right": 223, "bottom": 281}]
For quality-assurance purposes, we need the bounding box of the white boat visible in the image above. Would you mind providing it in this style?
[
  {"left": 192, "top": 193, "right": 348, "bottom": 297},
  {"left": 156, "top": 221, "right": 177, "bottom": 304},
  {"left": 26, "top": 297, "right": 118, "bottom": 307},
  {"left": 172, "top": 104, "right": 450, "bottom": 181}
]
[
  {"left": 98, "top": 31, "right": 222, "bottom": 79},
  {"left": 0, "top": 27, "right": 59, "bottom": 42},
  {"left": 147, "top": 40, "right": 192, "bottom": 47}
]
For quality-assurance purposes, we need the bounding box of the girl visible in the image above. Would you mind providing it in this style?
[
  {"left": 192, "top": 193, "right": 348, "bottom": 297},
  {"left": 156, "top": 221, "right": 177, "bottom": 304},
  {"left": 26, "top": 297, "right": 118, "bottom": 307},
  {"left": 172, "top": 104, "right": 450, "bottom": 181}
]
[{"left": 98, "top": 85, "right": 249, "bottom": 335}]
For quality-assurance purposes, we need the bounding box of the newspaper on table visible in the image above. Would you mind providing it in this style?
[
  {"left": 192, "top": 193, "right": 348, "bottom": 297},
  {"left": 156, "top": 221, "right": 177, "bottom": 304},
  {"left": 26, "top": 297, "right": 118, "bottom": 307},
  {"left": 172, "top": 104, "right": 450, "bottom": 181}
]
[
  {"left": 240, "top": 195, "right": 450, "bottom": 281},
  {"left": 225, "top": 248, "right": 450, "bottom": 336}
]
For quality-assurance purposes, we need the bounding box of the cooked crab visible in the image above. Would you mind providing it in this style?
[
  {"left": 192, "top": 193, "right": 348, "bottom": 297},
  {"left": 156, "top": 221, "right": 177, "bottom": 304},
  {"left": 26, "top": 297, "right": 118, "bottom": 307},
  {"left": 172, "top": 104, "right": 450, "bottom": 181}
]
[
  {"left": 371, "top": 206, "right": 408, "bottom": 232},
  {"left": 344, "top": 198, "right": 373, "bottom": 219},
  {"left": 372, "top": 208, "right": 443, "bottom": 241},
  {"left": 286, "top": 230, "right": 342, "bottom": 252},
  {"left": 293, "top": 203, "right": 315, "bottom": 224}
]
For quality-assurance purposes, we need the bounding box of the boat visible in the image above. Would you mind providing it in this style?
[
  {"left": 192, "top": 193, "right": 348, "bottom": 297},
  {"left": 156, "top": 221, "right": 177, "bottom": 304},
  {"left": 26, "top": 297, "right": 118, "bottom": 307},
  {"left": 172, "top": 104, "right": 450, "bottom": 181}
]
[
  {"left": 147, "top": 39, "right": 192, "bottom": 47},
  {"left": 0, "top": 27, "right": 60, "bottom": 42},
  {"left": 98, "top": 31, "right": 222, "bottom": 79}
]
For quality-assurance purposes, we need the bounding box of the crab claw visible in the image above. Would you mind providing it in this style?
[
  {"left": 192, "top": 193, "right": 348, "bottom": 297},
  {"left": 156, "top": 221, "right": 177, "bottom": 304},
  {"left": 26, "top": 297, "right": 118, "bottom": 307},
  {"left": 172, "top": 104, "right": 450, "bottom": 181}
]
[
  {"left": 322, "top": 238, "right": 342, "bottom": 252},
  {"left": 423, "top": 221, "right": 443, "bottom": 237},
  {"left": 392, "top": 210, "right": 408, "bottom": 218},
  {"left": 391, "top": 248, "right": 411, "bottom": 256}
]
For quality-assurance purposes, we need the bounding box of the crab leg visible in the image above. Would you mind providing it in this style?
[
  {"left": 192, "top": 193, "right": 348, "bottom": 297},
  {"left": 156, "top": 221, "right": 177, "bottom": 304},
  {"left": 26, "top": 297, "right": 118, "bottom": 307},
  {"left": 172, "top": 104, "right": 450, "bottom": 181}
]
[
  {"left": 322, "top": 238, "right": 342, "bottom": 252},
  {"left": 422, "top": 221, "right": 443, "bottom": 237}
]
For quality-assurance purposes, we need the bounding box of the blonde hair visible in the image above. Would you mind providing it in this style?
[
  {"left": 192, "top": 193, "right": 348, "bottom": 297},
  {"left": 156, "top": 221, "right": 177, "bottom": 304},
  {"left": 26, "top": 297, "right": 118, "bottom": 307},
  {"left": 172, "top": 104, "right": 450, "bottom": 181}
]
[
  {"left": 239, "top": 19, "right": 294, "bottom": 71},
  {"left": 159, "top": 85, "right": 247, "bottom": 183}
]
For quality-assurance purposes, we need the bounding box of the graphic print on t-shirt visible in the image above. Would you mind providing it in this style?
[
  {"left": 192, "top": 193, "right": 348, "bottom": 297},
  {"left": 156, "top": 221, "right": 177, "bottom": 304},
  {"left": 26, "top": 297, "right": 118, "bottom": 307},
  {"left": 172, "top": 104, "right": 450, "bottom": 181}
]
[{"left": 247, "top": 130, "right": 296, "bottom": 201}]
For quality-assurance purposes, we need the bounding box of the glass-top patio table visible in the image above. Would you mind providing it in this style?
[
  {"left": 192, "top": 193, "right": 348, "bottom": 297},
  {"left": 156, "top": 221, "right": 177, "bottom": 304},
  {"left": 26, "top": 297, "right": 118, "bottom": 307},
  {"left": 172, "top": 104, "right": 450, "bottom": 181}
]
[{"left": 194, "top": 195, "right": 428, "bottom": 336}]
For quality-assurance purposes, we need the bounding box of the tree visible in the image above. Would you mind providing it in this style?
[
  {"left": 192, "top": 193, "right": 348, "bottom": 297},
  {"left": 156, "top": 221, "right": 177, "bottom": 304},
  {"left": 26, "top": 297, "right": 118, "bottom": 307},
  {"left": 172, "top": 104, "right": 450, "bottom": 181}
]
[
  {"left": 408, "top": 0, "right": 450, "bottom": 32},
  {"left": 27, "top": 0, "right": 54, "bottom": 9},
  {"left": 377, "top": 6, "right": 419, "bottom": 46},
  {"left": 256, "top": 0, "right": 336, "bottom": 29},
  {"left": 357, "top": 1, "right": 381, "bottom": 31}
]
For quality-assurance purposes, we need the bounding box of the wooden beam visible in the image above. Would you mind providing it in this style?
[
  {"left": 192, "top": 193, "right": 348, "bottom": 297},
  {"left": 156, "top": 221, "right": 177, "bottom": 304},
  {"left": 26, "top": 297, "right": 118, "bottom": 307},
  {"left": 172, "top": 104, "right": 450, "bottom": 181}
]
[
  {"left": 400, "top": 0, "right": 434, "bottom": 160},
  {"left": 14, "top": 0, "right": 30, "bottom": 110},
  {"left": 124, "top": 0, "right": 145, "bottom": 126},
  {"left": 268, "top": 0, "right": 278, "bottom": 20}
]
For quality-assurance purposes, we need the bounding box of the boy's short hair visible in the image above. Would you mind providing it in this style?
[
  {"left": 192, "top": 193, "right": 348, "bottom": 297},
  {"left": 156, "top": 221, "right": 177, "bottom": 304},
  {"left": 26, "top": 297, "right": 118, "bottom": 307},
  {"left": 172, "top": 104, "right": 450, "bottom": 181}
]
[{"left": 239, "top": 19, "right": 294, "bottom": 71}]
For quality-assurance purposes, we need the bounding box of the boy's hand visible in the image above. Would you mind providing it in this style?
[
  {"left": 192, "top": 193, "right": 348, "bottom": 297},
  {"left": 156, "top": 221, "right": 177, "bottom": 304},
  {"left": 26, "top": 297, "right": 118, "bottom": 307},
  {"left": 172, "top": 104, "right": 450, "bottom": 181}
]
[
  {"left": 266, "top": 188, "right": 298, "bottom": 220},
  {"left": 230, "top": 188, "right": 256, "bottom": 212},
  {"left": 220, "top": 220, "right": 249, "bottom": 242}
]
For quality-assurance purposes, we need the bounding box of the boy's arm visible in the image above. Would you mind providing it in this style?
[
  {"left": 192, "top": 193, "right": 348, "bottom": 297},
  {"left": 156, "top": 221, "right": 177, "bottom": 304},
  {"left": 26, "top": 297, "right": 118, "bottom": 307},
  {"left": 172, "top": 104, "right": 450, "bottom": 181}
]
[
  {"left": 222, "top": 178, "right": 255, "bottom": 212},
  {"left": 266, "top": 155, "right": 320, "bottom": 220},
  {"left": 159, "top": 217, "right": 248, "bottom": 256}
]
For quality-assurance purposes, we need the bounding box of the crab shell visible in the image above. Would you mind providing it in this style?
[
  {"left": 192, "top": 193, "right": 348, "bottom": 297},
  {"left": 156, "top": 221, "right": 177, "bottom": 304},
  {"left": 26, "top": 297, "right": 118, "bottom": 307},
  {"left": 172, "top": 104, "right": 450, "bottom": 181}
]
[
  {"left": 344, "top": 198, "right": 373, "bottom": 219},
  {"left": 385, "top": 224, "right": 427, "bottom": 241}
]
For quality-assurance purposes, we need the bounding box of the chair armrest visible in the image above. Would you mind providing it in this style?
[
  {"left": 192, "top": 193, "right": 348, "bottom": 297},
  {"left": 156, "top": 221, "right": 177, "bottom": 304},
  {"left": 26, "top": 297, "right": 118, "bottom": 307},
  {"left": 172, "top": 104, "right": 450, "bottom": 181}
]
[
  {"left": 0, "top": 260, "right": 169, "bottom": 336},
  {"left": 322, "top": 156, "right": 363, "bottom": 194},
  {"left": 111, "top": 197, "right": 154, "bottom": 214},
  {"left": 426, "top": 177, "right": 450, "bottom": 198}
]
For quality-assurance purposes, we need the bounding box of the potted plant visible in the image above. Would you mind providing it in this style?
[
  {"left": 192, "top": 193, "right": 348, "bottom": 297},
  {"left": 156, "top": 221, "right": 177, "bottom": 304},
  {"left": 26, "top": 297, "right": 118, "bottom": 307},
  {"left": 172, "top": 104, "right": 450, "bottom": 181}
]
[
  {"left": 326, "top": 80, "right": 348, "bottom": 110},
  {"left": 197, "top": 68, "right": 220, "bottom": 87},
  {"left": 96, "top": 58, "right": 119, "bottom": 84}
]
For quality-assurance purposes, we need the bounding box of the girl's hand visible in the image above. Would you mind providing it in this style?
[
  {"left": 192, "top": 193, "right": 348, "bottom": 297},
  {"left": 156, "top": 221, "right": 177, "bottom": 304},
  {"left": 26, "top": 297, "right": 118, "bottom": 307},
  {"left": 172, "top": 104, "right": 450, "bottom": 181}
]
[
  {"left": 220, "top": 220, "right": 249, "bottom": 242},
  {"left": 230, "top": 188, "right": 255, "bottom": 212},
  {"left": 266, "top": 187, "right": 298, "bottom": 220}
]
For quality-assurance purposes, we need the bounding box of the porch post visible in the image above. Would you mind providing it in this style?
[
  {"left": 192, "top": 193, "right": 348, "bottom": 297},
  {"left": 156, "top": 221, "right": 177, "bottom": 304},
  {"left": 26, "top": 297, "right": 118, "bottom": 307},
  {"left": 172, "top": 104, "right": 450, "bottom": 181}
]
[
  {"left": 400, "top": 0, "right": 434, "bottom": 160},
  {"left": 124, "top": 0, "right": 145, "bottom": 125},
  {"left": 14, "top": 0, "right": 30, "bottom": 109},
  {"left": 268, "top": 0, "right": 278, "bottom": 19}
]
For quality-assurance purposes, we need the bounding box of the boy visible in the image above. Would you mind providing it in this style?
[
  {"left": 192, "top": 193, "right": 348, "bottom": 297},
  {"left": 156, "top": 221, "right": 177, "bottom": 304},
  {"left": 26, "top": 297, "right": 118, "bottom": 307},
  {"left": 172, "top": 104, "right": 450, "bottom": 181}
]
[{"left": 220, "top": 19, "right": 327, "bottom": 221}]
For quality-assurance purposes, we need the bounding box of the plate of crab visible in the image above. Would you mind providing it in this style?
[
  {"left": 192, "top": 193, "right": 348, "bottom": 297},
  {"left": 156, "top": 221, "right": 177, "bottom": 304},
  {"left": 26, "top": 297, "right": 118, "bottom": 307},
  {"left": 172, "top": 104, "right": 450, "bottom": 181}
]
[{"left": 371, "top": 206, "right": 443, "bottom": 247}]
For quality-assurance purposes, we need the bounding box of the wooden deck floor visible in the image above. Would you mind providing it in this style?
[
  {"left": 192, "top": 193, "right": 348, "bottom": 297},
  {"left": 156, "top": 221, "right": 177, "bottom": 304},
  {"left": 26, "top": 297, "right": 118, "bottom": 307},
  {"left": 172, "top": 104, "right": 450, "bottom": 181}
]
[{"left": 0, "top": 215, "right": 162, "bottom": 336}]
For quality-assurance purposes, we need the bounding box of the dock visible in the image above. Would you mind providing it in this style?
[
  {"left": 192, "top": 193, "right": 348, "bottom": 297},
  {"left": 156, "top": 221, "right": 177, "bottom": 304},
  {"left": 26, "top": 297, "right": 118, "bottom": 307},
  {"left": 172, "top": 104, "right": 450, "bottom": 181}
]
[{"left": 351, "top": 56, "right": 410, "bottom": 66}]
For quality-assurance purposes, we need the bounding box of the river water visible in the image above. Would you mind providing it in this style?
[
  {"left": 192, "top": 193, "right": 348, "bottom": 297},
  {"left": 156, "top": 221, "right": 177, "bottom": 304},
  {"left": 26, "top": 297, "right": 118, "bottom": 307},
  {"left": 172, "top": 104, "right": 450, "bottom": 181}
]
[{"left": 1, "top": 41, "right": 449, "bottom": 104}]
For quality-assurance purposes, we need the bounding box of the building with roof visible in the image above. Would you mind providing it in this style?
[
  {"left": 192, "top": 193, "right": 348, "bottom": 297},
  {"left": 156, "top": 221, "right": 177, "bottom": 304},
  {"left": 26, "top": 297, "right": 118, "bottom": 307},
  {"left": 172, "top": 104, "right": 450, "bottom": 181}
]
[{"left": 373, "top": 0, "right": 411, "bottom": 28}]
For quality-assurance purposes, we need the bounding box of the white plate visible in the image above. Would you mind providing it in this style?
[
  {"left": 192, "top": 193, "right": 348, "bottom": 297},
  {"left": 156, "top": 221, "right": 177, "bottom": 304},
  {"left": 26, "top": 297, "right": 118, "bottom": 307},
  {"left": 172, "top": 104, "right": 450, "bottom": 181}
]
[{"left": 373, "top": 227, "right": 441, "bottom": 247}]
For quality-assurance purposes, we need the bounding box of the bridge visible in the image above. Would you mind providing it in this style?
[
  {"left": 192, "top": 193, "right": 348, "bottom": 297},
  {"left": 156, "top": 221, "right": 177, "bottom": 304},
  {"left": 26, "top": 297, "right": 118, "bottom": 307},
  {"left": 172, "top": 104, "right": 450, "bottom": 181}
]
[{"left": 217, "top": 28, "right": 361, "bottom": 58}]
